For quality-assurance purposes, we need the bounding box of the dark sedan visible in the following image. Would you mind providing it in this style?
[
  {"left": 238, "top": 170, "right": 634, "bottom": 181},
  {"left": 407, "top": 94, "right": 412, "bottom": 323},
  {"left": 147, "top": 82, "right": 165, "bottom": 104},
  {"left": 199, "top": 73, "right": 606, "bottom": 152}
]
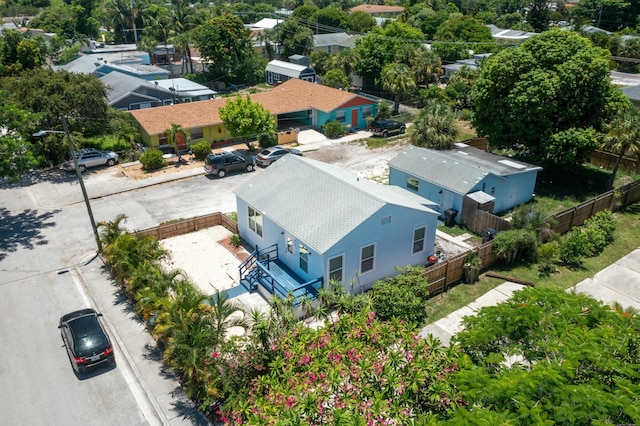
[{"left": 58, "top": 308, "right": 115, "bottom": 373}]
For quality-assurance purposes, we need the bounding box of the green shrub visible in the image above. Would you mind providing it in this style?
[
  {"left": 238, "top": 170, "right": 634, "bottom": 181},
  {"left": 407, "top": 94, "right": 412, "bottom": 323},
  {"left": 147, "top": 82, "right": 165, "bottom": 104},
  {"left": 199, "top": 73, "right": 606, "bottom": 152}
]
[
  {"left": 140, "top": 149, "right": 166, "bottom": 171},
  {"left": 370, "top": 266, "right": 429, "bottom": 323},
  {"left": 538, "top": 241, "right": 559, "bottom": 276},
  {"left": 587, "top": 210, "right": 616, "bottom": 245},
  {"left": 190, "top": 141, "right": 211, "bottom": 160},
  {"left": 258, "top": 132, "right": 277, "bottom": 149},
  {"left": 459, "top": 108, "right": 472, "bottom": 121},
  {"left": 230, "top": 234, "right": 241, "bottom": 248},
  {"left": 492, "top": 229, "right": 537, "bottom": 265},
  {"left": 323, "top": 121, "right": 344, "bottom": 139},
  {"left": 559, "top": 210, "right": 617, "bottom": 266}
]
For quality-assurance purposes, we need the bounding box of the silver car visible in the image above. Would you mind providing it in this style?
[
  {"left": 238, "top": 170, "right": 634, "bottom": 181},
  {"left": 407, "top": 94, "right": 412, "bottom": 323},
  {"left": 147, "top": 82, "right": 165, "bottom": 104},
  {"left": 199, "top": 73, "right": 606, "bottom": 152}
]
[
  {"left": 61, "top": 148, "right": 119, "bottom": 172},
  {"left": 255, "top": 146, "right": 302, "bottom": 167}
]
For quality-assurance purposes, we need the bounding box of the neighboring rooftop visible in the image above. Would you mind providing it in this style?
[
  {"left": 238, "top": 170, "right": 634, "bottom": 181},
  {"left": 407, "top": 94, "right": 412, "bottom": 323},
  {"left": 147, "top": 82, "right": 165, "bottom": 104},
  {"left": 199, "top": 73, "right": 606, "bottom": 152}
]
[
  {"left": 234, "top": 155, "right": 437, "bottom": 254},
  {"left": 130, "top": 78, "right": 374, "bottom": 135},
  {"left": 389, "top": 144, "right": 542, "bottom": 195}
]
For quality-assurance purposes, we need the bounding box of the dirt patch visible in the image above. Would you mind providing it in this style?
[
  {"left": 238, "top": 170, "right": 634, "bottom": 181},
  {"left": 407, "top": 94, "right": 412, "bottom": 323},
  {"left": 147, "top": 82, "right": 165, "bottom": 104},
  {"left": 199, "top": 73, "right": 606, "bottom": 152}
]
[
  {"left": 121, "top": 159, "right": 204, "bottom": 180},
  {"left": 218, "top": 237, "right": 251, "bottom": 262}
]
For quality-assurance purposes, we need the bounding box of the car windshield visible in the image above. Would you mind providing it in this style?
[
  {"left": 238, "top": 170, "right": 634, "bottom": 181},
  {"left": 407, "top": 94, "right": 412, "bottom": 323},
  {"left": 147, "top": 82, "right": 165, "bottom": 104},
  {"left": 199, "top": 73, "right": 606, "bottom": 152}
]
[
  {"left": 259, "top": 149, "right": 271, "bottom": 156},
  {"left": 70, "top": 316, "right": 109, "bottom": 356}
]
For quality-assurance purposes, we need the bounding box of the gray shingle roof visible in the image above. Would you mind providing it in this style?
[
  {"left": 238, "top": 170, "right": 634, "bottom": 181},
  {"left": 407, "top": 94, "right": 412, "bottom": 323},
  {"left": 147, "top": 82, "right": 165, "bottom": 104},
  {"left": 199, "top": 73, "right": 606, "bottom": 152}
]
[
  {"left": 389, "top": 144, "right": 542, "bottom": 195},
  {"left": 313, "top": 32, "right": 350, "bottom": 47},
  {"left": 234, "top": 155, "right": 437, "bottom": 254}
]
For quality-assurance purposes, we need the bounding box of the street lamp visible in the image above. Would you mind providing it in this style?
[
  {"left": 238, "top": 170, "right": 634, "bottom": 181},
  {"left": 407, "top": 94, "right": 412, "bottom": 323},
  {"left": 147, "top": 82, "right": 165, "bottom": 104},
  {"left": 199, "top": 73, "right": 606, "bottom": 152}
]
[{"left": 34, "top": 116, "right": 101, "bottom": 252}]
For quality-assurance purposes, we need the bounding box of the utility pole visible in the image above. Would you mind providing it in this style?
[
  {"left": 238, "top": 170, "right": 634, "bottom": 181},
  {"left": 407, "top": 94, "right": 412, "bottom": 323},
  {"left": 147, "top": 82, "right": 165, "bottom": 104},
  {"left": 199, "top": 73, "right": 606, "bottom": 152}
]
[{"left": 61, "top": 117, "right": 102, "bottom": 252}]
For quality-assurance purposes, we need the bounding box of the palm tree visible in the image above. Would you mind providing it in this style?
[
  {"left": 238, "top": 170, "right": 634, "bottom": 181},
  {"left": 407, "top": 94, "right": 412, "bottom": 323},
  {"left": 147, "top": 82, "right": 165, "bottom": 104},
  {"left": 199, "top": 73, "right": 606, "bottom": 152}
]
[
  {"left": 409, "top": 100, "right": 459, "bottom": 149},
  {"left": 97, "top": 214, "right": 128, "bottom": 251},
  {"left": 411, "top": 46, "right": 442, "bottom": 87},
  {"left": 380, "top": 62, "right": 417, "bottom": 114},
  {"left": 602, "top": 106, "right": 640, "bottom": 189},
  {"left": 202, "top": 289, "right": 247, "bottom": 344},
  {"left": 166, "top": 123, "right": 188, "bottom": 158}
]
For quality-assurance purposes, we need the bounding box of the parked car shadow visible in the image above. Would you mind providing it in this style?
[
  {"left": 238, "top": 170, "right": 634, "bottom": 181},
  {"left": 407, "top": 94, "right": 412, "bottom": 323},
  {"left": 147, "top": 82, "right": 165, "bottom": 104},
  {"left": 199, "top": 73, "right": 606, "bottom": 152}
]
[{"left": 0, "top": 207, "right": 59, "bottom": 262}]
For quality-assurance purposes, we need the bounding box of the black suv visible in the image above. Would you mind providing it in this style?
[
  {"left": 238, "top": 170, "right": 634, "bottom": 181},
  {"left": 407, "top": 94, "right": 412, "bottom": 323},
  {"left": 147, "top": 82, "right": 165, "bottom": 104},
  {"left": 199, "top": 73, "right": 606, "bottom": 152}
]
[
  {"left": 369, "top": 119, "right": 406, "bottom": 137},
  {"left": 204, "top": 151, "right": 255, "bottom": 178}
]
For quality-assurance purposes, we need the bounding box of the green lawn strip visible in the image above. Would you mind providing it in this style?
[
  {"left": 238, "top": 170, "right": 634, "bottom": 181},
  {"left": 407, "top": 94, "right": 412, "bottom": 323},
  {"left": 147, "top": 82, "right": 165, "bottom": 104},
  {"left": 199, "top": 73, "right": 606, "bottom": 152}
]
[{"left": 424, "top": 207, "right": 640, "bottom": 324}]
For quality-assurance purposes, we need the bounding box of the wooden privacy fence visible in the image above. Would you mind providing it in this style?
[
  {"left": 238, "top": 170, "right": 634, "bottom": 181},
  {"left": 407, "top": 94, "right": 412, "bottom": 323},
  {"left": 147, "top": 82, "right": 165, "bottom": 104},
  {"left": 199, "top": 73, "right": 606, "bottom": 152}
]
[
  {"left": 135, "top": 212, "right": 238, "bottom": 240},
  {"left": 424, "top": 241, "right": 498, "bottom": 296},
  {"left": 471, "top": 209, "right": 511, "bottom": 234},
  {"left": 589, "top": 150, "right": 640, "bottom": 174}
]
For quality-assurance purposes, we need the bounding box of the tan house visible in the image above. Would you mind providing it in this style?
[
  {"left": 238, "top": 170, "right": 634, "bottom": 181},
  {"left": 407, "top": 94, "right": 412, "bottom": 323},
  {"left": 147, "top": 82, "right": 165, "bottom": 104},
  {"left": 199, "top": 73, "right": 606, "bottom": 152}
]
[{"left": 129, "top": 78, "right": 378, "bottom": 147}]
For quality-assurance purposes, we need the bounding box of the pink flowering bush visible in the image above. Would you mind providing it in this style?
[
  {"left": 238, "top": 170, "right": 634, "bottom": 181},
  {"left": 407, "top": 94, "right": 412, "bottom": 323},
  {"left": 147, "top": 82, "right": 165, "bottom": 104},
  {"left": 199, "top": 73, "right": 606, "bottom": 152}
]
[{"left": 225, "top": 309, "right": 462, "bottom": 424}]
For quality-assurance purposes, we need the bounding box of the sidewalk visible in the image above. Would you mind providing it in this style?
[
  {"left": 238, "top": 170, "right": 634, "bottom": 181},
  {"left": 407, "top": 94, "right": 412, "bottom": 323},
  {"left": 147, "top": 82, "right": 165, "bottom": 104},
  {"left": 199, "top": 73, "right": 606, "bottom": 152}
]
[
  {"left": 419, "top": 248, "right": 640, "bottom": 346},
  {"left": 30, "top": 129, "right": 372, "bottom": 207},
  {"left": 75, "top": 251, "right": 210, "bottom": 426}
]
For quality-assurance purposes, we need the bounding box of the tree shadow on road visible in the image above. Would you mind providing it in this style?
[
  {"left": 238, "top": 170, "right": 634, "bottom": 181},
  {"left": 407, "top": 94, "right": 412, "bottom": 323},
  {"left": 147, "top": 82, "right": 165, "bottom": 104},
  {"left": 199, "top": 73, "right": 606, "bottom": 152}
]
[
  {"left": 1, "top": 168, "right": 77, "bottom": 188},
  {"left": 0, "top": 207, "right": 59, "bottom": 261}
]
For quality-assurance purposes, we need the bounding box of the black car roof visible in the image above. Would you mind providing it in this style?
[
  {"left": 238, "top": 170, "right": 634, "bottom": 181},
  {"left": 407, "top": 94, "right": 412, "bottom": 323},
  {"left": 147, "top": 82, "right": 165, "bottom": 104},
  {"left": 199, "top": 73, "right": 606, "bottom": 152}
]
[{"left": 61, "top": 308, "right": 98, "bottom": 323}]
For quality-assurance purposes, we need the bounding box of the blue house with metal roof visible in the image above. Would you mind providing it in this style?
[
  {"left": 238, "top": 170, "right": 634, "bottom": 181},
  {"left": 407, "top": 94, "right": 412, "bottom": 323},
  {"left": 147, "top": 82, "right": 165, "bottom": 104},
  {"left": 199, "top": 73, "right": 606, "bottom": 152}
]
[
  {"left": 234, "top": 155, "right": 439, "bottom": 301},
  {"left": 388, "top": 144, "right": 542, "bottom": 223}
]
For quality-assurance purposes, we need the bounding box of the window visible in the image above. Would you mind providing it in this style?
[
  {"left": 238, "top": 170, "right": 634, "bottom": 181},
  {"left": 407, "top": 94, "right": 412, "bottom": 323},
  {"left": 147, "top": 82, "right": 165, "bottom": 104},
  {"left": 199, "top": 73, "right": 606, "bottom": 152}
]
[
  {"left": 381, "top": 215, "right": 391, "bottom": 225},
  {"left": 412, "top": 227, "right": 426, "bottom": 254},
  {"left": 328, "top": 255, "right": 343, "bottom": 282},
  {"left": 360, "top": 244, "right": 375, "bottom": 273},
  {"left": 158, "top": 133, "right": 168, "bottom": 146},
  {"left": 190, "top": 127, "right": 203, "bottom": 140},
  {"left": 299, "top": 245, "right": 309, "bottom": 273},
  {"left": 286, "top": 235, "right": 293, "bottom": 254},
  {"left": 336, "top": 110, "right": 346, "bottom": 122},
  {"left": 362, "top": 106, "right": 372, "bottom": 118},
  {"left": 407, "top": 177, "right": 419, "bottom": 191},
  {"left": 248, "top": 206, "right": 263, "bottom": 237}
]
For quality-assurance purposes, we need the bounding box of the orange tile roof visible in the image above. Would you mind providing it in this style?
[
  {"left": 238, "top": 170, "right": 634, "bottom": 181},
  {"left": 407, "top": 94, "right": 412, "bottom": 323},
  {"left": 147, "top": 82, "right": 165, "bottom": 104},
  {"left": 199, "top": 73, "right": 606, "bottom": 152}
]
[
  {"left": 130, "top": 79, "right": 368, "bottom": 135},
  {"left": 350, "top": 4, "right": 404, "bottom": 14}
]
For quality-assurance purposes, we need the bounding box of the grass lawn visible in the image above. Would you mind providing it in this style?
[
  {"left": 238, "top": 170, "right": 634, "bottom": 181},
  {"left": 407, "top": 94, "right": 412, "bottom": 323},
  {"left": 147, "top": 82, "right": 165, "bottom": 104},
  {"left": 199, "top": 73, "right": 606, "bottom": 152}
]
[{"left": 425, "top": 203, "right": 640, "bottom": 323}]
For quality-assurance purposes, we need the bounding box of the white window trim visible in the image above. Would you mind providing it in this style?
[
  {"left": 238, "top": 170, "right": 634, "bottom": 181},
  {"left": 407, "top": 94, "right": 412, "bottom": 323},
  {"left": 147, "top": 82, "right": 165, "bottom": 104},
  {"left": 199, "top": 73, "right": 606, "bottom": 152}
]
[
  {"left": 248, "top": 205, "right": 263, "bottom": 237},
  {"left": 360, "top": 243, "right": 376, "bottom": 274},
  {"left": 412, "top": 226, "right": 426, "bottom": 255},
  {"left": 328, "top": 254, "right": 344, "bottom": 283}
]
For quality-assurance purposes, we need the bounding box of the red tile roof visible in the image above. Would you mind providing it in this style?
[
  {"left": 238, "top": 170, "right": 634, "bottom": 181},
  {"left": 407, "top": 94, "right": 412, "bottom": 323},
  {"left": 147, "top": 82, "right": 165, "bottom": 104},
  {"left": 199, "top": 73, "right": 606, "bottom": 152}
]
[
  {"left": 350, "top": 4, "right": 404, "bottom": 14},
  {"left": 130, "top": 78, "right": 372, "bottom": 135}
]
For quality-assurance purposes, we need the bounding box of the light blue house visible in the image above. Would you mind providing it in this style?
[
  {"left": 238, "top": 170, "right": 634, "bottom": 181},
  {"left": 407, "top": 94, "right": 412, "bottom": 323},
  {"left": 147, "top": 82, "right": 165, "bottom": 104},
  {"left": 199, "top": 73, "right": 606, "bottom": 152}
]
[
  {"left": 388, "top": 144, "right": 542, "bottom": 222},
  {"left": 234, "top": 155, "right": 439, "bottom": 301}
]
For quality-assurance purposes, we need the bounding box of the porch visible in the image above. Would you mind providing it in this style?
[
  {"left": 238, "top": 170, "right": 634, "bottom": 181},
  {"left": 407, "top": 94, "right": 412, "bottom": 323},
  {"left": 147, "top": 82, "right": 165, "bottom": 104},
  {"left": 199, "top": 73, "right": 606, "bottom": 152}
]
[{"left": 239, "top": 244, "right": 323, "bottom": 303}]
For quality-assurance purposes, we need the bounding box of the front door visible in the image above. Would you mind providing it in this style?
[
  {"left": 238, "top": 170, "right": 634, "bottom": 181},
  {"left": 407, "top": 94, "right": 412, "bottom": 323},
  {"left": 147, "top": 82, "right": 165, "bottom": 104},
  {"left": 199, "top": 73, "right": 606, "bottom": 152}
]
[{"left": 351, "top": 109, "right": 358, "bottom": 129}]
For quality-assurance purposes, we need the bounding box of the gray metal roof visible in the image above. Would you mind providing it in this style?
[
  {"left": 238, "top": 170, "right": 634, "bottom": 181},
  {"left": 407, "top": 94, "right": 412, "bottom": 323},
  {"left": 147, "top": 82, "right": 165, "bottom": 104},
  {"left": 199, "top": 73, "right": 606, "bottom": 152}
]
[
  {"left": 389, "top": 144, "right": 542, "bottom": 195},
  {"left": 154, "top": 78, "right": 216, "bottom": 97},
  {"left": 53, "top": 54, "right": 103, "bottom": 74},
  {"left": 234, "top": 155, "right": 437, "bottom": 254},
  {"left": 266, "top": 60, "right": 312, "bottom": 77},
  {"left": 621, "top": 85, "right": 640, "bottom": 102},
  {"left": 487, "top": 24, "right": 538, "bottom": 40},
  {"left": 313, "top": 32, "right": 350, "bottom": 47}
]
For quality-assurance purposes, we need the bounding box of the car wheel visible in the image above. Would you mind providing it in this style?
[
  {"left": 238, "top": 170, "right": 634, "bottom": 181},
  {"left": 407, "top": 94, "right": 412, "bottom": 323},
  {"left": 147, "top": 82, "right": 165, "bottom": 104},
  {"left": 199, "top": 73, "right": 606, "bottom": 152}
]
[
  {"left": 382, "top": 130, "right": 388, "bottom": 138},
  {"left": 217, "top": 169, "right": 226, "bottom": 178},
  {"left": 246, "top": 164, "right": 254, "bottom": 172},
  {"left": 400, "top": 126, "right": 406, "bottom": 134},
  {"left": 106, "top": 159, "right": 116, "bottom": 166},
  {"left": 79, "top": 165, "right": 87, "bottom": 173}
]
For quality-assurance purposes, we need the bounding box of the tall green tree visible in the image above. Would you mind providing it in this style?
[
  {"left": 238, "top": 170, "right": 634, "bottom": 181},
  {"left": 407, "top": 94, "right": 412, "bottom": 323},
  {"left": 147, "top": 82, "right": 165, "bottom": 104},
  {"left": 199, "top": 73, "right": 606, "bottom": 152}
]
[
  {"left": 452, "top": 287, "right": 640, "bottom": 425},
  {"left": 380, "top": 62, "right": 416, "bottom": 114},
  {"left": 353, "top": 21, "right": 424, "bottom": 85},
  {"left": 410, "top": 100, "right": 459, "bottom": 149},
  {"left": 602, "top": 106, "right": 640, "bottom": 188},
  {"left": 192, "top": 14, "right": 253, "bottom": 82},
  {"left": 278, "top": 18, "right": 313, "bottom": 58},
  {"left": 472, "top": 29, "right": 629, "bottom": 165},
  {"left": 219, "top": 95, "right": 276, "bottom": 149}
]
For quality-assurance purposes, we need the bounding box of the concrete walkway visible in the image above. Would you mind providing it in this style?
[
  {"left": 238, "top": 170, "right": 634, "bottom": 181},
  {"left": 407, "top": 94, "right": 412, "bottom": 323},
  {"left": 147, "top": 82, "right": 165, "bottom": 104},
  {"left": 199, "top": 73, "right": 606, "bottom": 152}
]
[{"left": 419, "top": 248, "right": 640, "bottom": 346}]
